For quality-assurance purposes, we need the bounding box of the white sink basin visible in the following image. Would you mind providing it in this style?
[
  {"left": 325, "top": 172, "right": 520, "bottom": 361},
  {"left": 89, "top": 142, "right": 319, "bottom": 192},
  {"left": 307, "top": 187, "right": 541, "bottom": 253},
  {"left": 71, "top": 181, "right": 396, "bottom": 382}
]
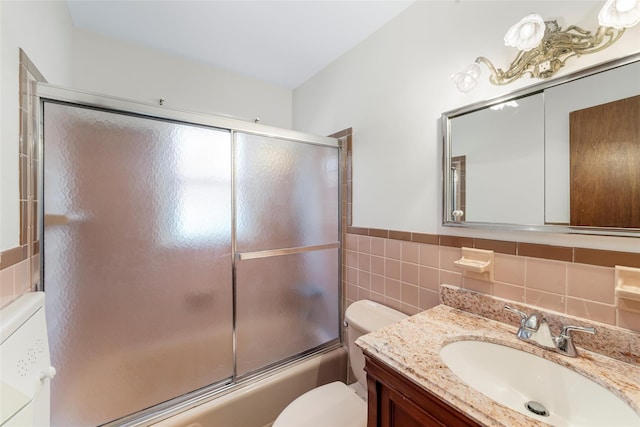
[{"left": 440, "top": 340, "right": 639, "bottom": 426}]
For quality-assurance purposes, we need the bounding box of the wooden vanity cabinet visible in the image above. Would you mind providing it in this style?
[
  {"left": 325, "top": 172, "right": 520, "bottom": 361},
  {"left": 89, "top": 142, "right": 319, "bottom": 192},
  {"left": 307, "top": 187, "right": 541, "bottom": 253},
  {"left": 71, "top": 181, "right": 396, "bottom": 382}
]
[{"left": 364, "top": 353, "right": 482, "bottom": 427}]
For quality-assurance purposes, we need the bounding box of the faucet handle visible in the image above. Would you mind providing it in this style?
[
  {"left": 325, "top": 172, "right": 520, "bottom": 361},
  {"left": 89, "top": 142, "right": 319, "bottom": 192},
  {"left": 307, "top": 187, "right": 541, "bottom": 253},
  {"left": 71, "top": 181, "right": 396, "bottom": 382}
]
[
  {"left": 554, "top": 324, "right": 596, "bottom": 357},
  {"left": 504, "top": 305, "right": 527, "bottom": 322},
  {"left": 560, "top": 324, "right": 596, "bottom": 337}
]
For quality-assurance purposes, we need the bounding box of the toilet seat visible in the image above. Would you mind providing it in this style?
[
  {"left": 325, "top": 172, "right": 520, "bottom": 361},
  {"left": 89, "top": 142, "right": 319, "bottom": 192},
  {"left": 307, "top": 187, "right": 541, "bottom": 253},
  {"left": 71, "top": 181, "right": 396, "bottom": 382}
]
[{"left": 272, "top": 381, "right": 367, "bottom": 427}]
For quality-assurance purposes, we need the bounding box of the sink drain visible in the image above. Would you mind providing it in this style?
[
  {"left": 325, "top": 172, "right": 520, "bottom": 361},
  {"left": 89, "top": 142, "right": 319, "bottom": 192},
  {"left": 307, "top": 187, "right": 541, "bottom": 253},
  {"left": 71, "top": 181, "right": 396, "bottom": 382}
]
[{"left": 525, "top": 401, "right": 550, "bottom": 417}]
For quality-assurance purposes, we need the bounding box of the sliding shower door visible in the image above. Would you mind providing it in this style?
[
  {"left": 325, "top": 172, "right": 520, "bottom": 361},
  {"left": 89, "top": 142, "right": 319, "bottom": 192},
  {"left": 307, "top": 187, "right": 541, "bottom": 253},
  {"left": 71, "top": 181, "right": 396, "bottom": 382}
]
[
  {"left": 43, "top": 102, "right": 234, "bottom": 426},
  {"left": 234, "top": 133, "right": 340, "bottom": 377}
]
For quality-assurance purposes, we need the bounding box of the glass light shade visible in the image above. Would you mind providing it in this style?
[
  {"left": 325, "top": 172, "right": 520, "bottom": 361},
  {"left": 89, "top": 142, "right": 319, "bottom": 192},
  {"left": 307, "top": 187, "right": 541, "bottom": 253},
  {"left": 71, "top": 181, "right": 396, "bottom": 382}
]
[
  {"left": 451, "top": 63, "right": 481, "bottom": 92},
  {"left": 599, "top": 0, "right": 640, "bottom": 28},
  {"left": 504, "top": 14, "right": 546, "bottom": 51}
]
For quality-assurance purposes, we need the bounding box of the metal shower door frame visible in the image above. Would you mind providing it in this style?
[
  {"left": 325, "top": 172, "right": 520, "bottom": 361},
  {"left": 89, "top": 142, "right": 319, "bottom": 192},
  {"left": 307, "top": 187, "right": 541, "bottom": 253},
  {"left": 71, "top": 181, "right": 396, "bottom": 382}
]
[{"left": 34, "top": 83, "right": 344, "bottom": 426}]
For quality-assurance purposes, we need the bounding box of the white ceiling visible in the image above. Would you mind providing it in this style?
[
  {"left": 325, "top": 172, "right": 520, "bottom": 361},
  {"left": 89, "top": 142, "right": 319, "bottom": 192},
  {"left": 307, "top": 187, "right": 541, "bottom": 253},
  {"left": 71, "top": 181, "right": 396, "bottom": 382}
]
[{"left": 66, "top": 0, "right": 415, "bottom": 89}]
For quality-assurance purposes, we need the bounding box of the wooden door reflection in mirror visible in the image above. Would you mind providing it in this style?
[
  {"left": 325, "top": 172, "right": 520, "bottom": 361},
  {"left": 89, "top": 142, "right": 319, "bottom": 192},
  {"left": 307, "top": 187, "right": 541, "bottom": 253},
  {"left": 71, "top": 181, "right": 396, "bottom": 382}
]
[{"left": 570, "top": 95, "right": 640, "bottom": 228}]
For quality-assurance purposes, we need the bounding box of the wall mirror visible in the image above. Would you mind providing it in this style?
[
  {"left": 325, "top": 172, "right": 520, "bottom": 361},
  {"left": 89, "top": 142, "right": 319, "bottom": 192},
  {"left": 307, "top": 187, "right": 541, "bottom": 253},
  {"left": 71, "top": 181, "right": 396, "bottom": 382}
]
[{"left": 443, "top": 53, "right": 640, "bottom": 237}]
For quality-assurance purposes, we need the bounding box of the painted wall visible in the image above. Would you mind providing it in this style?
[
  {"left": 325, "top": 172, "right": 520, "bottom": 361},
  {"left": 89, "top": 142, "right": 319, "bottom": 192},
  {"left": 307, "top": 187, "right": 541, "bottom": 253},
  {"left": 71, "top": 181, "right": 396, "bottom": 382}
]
[
  {"left": 71, "top": 29, "right": 292, "bottom": 129},
  {"left": 293, "top": 1, "right": 640, "bottom": 252},
  {"left": 0, "top": 0, "right": 74, "bottom": 252},
  {"left": 0, "top": 3, "right": 293, "bottom": 253}
]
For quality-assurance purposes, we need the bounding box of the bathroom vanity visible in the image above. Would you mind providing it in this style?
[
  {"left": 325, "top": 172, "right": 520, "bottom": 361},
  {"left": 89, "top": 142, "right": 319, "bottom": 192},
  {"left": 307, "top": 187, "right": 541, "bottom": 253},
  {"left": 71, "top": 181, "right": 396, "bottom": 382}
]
[
  {"left": 365, "top": 353, "right": 480, "bottom": 426},
  {"left": 357, "top": 286, "right": 640, "bottom": 427}
]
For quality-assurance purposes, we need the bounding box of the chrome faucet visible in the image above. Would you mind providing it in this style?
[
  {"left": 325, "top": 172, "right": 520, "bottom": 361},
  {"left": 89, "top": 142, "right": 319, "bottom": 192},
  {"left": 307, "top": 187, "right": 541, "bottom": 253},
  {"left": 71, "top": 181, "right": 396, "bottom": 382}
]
[{"left": 504, "top": 305, "right": 596, "bottom": 357}]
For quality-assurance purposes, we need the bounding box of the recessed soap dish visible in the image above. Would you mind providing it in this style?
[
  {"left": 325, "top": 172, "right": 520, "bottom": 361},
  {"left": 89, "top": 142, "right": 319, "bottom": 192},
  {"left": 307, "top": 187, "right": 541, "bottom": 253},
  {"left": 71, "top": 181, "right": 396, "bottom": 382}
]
[
  {"left": 455, "top": 247, "right": 494, "bottom": 282},
  {"left": 615, "top": 265, "right": 640, "bottom": 313}
]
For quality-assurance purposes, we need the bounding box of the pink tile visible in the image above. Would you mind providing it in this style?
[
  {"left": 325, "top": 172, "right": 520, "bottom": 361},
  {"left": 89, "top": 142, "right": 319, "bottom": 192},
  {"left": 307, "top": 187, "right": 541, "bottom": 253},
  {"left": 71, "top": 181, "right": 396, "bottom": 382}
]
[
  {"left": 0, "top": 267, "right": 15, "bottom": 299},
  {"left": 345, "top": 250, "right": 358, "bottom": 269},
  {"left": 370, "top": 256, "right": 385, "bottom": 275},
  {"left": 384, "top": 259, "right": 401, "bottom": 280},
  {"left": 401, "top": 303, "right": 420, "bottom": 316},
  {"left": 345, "top": 266, "right": 357, "bottom": 285},
  {"left": 357, "top": 271, "right": 371, "bottom": 289},
  {"left": 566, "top": 298, "right": 615, "bottom": 325},
  {"left": 525, "top": 289, "right": 565, "bottom": 313},
  {"left": 385, "top": 278, "right": 401, "bottom": 300},
  {"left": 345, "top": 234, "right": 358, "bottom": 251},
  {"left": 439, "top": 246, "right": 462, "bottom": 272},
  {"left": 401, "top": 283, "right": 420, "bottom": 307},
  {"left": 617, "top": 310, "right": 640, "bottom": 333},
  {"left": 419, "top": 244, "right": 439, "bottom": 268},
  {"left": 525, "top": 258, "right": 567, "bottom": 295},
  {"left": 463, "top": 277, "right": 492, "bottom": 294},
  {"left": 384, "top": 296, "right": 403, "bottom": 312},
  {"left": 357, "top": 236, "right": 371, "bottom": 254},
  {"left": 370, "top": 292, "right": 385, "bottom": 305},
  {"left": 440, "top": 270, "right": 462, "bottom": 287},
  {"left": 358, "top": 253, "right": 371, "bottom": 272},
  {"left": 419, "top": 289, "right": 440, "bottom": 310},
  {"left": 385, "top": 239, "right": 401, "bottom": 260},
  {"left": 419, "top": 266, "right": 439, "bottom": 291},
  {"left": 401, "top": 241, "right": 420, "bottom": 264},
  {"left": 371, "top": 238, "right": 385, "bottom": 256},
  {"left": 371, "top": 274, "right": 385, "bottom": 294},
  {"left": 14, "top": 260, "right": 29, "bottom": 291},
  {"left": 493, "top": 282, "right": 525, "bottom": 303},
  {"left": 494, "top": 254, "right": 525, "bottom": 286},
  {"left": 401, "top": 262, "right": 419, "bottom": 285},
  {"left": 567, "top": 263, "right": 614, "bottom": 304},
  {"left": 357, "top": 287, "right": 371, "bottom": 300},
  {"left": 346, "top": 283, "right": 358, "bottom": 300}
]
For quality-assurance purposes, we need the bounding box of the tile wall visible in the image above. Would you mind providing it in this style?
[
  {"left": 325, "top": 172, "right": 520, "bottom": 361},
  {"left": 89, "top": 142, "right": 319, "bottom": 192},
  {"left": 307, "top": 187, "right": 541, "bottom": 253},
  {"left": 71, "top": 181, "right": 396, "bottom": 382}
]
[{"left": 343, "top": 232, "right": 640, "bottom": 334}]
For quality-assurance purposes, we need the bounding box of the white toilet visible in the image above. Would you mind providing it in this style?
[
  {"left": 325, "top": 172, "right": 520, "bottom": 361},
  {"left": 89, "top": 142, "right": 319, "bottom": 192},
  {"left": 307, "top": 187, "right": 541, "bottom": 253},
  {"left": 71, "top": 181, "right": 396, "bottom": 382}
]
[{"left": 273, "top": 300, "right": 408, "bottom": 427}]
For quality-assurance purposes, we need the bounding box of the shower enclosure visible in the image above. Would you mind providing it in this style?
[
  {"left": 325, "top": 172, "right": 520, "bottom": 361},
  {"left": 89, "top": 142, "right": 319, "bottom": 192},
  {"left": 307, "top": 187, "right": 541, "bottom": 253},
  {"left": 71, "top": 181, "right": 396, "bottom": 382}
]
[{"left": 38, "top": 86, "right": 341, "bottom": 426}]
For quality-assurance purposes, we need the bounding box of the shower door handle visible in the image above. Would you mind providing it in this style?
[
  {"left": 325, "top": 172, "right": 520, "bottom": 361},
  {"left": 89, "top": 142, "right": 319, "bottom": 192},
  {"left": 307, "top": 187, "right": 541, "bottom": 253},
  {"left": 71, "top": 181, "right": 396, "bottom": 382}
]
[{"left": 236, "top": 242, "right": 340, "bottom": 261}]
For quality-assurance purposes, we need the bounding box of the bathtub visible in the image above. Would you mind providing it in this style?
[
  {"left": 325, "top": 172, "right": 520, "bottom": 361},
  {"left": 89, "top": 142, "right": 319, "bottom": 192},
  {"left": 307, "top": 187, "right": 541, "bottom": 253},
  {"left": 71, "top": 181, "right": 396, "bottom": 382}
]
[{"left": 148, "top": 346, "right": 347, "bottom": 427}]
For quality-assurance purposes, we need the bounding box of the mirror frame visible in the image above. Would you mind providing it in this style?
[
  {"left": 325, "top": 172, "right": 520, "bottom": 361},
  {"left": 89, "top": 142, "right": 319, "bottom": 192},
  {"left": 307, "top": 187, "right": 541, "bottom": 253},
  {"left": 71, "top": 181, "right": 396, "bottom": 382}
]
[{"left": 442, "top": 52, "right": 640, "bottom": 237}]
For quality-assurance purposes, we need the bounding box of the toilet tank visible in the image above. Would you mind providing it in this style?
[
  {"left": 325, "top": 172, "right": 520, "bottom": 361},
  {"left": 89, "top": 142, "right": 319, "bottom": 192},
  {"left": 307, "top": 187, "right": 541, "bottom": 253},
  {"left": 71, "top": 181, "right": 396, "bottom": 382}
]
[
  {"left": 345, "top": 300, "right": 408, "bottom": 389},
  {"left": 0, "top": 292, "right": 55, "bottom": 426}
]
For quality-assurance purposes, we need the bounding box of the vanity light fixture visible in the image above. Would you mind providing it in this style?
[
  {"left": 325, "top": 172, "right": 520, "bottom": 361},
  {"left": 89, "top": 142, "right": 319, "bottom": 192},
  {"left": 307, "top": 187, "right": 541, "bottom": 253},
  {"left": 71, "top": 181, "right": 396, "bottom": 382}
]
[{"left": 452, "top": 0, "right": 640, "bottom": 92}]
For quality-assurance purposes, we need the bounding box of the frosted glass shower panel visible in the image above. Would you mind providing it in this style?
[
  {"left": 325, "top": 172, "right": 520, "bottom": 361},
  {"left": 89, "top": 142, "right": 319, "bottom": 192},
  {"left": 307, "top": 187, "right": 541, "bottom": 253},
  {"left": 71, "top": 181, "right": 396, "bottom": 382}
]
[
  {"left": 235, "top": 248, "right": 340, "bottom": 377},
  {"left": 235, "top": 133, "right": 339, "bottom": 252},
  {"left": 43, "top": 102, "right": 234, "bottom": 427}
]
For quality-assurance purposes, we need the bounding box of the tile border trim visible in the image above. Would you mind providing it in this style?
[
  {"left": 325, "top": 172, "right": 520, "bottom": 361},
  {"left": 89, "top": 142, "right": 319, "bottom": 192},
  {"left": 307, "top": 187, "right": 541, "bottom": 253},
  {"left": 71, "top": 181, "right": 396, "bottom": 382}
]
[{"left": 346, "top": 226, "right": 640, "bottom": 268}]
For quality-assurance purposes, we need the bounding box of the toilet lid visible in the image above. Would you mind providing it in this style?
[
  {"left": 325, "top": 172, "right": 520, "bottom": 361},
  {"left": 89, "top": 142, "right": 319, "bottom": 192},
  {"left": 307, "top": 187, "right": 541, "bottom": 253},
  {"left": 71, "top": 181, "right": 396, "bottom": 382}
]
[{"left": 273, "top": 381, "right": 367, "bottom": 427}]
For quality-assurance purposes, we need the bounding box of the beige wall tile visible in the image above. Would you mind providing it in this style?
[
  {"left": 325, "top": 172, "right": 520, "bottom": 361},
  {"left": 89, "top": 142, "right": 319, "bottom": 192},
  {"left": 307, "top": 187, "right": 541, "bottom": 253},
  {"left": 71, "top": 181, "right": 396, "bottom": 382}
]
[
  {"left": 370, "top": 237, "right": 385, "bottom": 256},
  {"left": 371, "top": 274, "right": 385, "bottom": 294},
  {"left": 346, "top": 283, "right": 357, "bottom": 300},
  {"left": 419, "top": 288, "right": 440, "bottom": 310},
  {"left": 617, "top": 310, "right": 640, "bottom": 333},
  {"left": 439, "top": 246, "right": 462, "bottom": 272},
  {"left": 345, "top": 250, "right": 357, "bottom": 269},
  {"left": 385, "top": 239, "right": 401, "bottom": 260},
  {"left": 567, "top": 263, "right": 614, "bottom": 304},
  {"left": 419, "top": 266, "right": 439, "bottom": 291},
  {"left": 494, "top": 253, "right": 525, "bottom": 286},
  {"left": 345, "top": 266, "right": 357, "bottom": 285},
  {"left": 384, "top": 296, "right": 402, "bottom": 312},
  {"left": 463, "top": 277, "right": 492, "bottom": 294},
  {"left": 384, "top": 259, "right": 401, "bottom": 280},
  {"left": 401, "top": 241, "right": 419, "bottom": 264},
  {"left": 401, "top": 262, "right": 419, "bottom": 285},
  {"left": 357, "top": 236, "right": 371, "bottom": 254},
  {"left": 440, "top": 270, "right": 462, "bottom": 287},
  {"left": 357, "top": 271, "right": 370, "bottom": 289},
  {"left": 567, "top": 298, "right": 616, "bottom": 325},
  {"left": 493, "top": 282, "right": 525, "bottom": 303},
  {"left": 419, "top": 243, "right": 438, "bottom": 268},
  {"left": 345, "top": 234, "right": 358, "bottom": 251},
  {"left": 370, "top": 256, "right": 384, "bottom": 276},
  {"left": 357, "top": 253, "right": 370, "bottom": 272},
  {"left": 357, "top": 287, "right": 371, "bottom": 301},
  {"left": 526, "top": 289, "right": 565, "bottom": 313},
  {"left": 525, "top": 258, "right": 567, "bottom": 294},
  {"left": 385, "top": 278, "right": 401, "bottom": 300},
  {"left": 401, "top": 283, "right": 419, "bottom": 307}
]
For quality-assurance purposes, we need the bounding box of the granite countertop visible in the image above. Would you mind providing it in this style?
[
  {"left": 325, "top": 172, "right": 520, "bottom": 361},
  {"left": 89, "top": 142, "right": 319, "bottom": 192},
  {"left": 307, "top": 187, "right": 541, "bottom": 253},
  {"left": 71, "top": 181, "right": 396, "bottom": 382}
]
[{"left": 356, "top": 304, "right": 640, "bottom": 427}]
